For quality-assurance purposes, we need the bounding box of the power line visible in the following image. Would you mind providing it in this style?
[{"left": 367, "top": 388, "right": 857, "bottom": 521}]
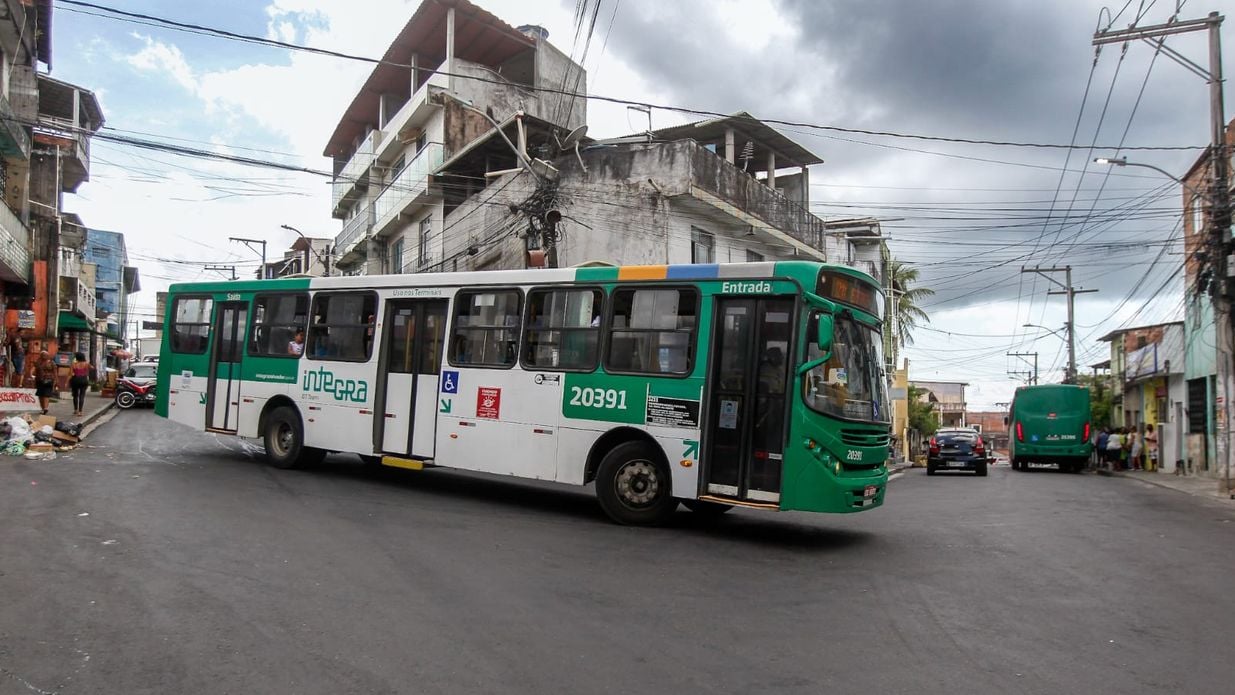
[{"left": 55, "top": 0, "right": 1205, "bottom": 153}]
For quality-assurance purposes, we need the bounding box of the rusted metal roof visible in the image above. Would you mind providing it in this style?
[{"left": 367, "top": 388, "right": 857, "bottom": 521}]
[{"left": 323, "top": 0, "right": 535, "bottom": 158}]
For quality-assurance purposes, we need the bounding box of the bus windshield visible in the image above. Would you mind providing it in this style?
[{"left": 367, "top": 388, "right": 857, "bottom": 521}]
[{"left": 802, "top": 311, "right": 889, "bottom": 423}]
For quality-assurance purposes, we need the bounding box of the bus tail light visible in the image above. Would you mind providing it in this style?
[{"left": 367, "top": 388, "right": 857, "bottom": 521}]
[
  {"left": 1083, "top": 422, "right": 1091, "bottom": 442},
  {"left": 1015, "top": 421, "right": 1024, "bottom": 442}
]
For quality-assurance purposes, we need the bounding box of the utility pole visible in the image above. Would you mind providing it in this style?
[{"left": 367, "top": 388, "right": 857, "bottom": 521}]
[
  {"left": 1008, "top": 351, "right": 1039, "bottom": 385},
  {"left": 1021, "top": 266, "right": 1098, "bottom": 383},
  {"left": 1094, "top": 11, "right": 1232, "bottom": 496},
  {"left": 205, "top": 264, "right": 237, "bottom": 281},
  {"left": 230, "top": 237, "right": 268, "bottom": 279}
]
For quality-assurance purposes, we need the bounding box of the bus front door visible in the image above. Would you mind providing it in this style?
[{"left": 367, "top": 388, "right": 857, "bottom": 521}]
[
  {"left": 376, "top": 299, "right": 447, "bottom": 459},
  {"left": 206, "top": 301, "right": 248, "bottom": 432},
  {"left": 703, "top": 297, "right": 794, "bottom": 504}
]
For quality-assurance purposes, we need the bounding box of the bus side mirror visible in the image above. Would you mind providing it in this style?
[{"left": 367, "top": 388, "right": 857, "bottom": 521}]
[{"left": 816, "top": 313, "right": 834, "bottom": 353}]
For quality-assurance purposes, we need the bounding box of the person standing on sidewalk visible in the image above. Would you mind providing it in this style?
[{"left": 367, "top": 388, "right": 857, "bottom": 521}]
[
  {"left": 1096, "top": 428, "right": 1109, "bottom": 470},
  {"left": 1105, "top": 427, "right": 1123, "bottom": 470},
  {"left": 1129, "top": 426, "right": 1143, "bottom": 471},
  {"left": 69, "top": 352, "right": 92, "bottom": 417},
  {"left": 1144, "top": 423, "right": 1158, "bottom": 472}
]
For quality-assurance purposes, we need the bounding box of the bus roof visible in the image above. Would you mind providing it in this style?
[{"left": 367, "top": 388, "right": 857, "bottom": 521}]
[{"left": 168, "top": 260, "right": 878, "bottom": 294}]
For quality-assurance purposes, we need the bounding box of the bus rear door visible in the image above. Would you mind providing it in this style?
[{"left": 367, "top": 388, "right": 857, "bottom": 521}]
[
  {"left": 703, "top": 296, "right": 794, "bottom": 504},
  {"left": 375, "top": 299, "right": 448, "bottom": 459}
]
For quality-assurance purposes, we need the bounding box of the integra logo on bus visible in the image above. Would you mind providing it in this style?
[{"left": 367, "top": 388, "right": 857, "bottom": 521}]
[
  {"left": 302, "top": 366, "right": 368, "bottom": 402},
  {"left": 721, "top": 281, "right": 772, "bottom": 294}
]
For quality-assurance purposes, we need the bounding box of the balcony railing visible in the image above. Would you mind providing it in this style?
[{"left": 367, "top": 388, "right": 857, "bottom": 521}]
[
  {"left": 373, "top": 142, "right": 443, "bottom": 236},
  {"left": 335, "top": 204, "right": 376, "bottom": 259},
  {"left": 331, "top": 129, "right": 381, "bottom": 213},
  {"left": 0, "top": 201, "right": 30, "bottom": 283},
  {"left": 374, "top": 70, "right": 449, "bottom": 164},
  {"left": 686, "top": 142, "right": 832, "bottom": 255}
]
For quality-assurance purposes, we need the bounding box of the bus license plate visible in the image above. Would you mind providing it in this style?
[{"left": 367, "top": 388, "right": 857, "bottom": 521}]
[{"left": 863, "top": 485, "right": 877, "bottom": 499}]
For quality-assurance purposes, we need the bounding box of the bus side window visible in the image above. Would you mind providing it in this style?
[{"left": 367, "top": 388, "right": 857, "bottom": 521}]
[
  {"left": 605, "top": 287, "right": 696, "bottom": 375},
  {"left": 307, "top": 292, "right": 378, "bottom": 362}
]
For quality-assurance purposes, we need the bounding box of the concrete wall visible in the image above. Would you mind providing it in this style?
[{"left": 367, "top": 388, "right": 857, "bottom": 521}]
[
  {"left": 1185, "top": 293, "right": 1216, "bottom": 379},
  {"left": 533, "top": 39, "right": 586, "bottom": 131}
]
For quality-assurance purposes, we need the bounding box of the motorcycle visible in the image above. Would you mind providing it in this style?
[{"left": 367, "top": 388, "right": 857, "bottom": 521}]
[{"left": 115, "top": 373, "right": 157, "bottom": 409}]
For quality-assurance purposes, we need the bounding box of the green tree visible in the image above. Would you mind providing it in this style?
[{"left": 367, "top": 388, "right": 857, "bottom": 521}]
[
  {"left": 1075, "top": 373, "right": 1115, "bottom": 428},
  {"left": 908, "top": 385, "right": 938, "bottom": 436},
  {"left": 889, "top": 259, "right": 935, "bottom": 350}
]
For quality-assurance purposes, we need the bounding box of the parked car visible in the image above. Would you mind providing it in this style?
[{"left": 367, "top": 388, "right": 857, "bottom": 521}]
[
  {"left": 927, "top": 428, "right": 990, "bottom": 476},
  {"left": 116, "top": 363, "right": 158, "bottom": 409},
  {"left": 140, "top": 355, "right": 159, "bottom": 364}
]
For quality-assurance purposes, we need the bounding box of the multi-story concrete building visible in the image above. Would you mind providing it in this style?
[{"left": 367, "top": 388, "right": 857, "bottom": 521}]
[
  {"left": 1100, "top": 322, "right": 1187, "bottom": 473},
  {"left": 324, "top": 0, "right": 877, "bottom": 280},
  {"left": 1180, "top": 120, "right": 1233, "bottom": 478},
  {"left": 83, "top": 228, "right": 140, "bottom": 352},
  {"left": 911, "top": 380, "right": 968, "bottom": 428},
  {"left": 0, "top": 0, "right": 48, "bottom": 363},
  {"left": 260, "top": 237, "right": 333, "bottom": 278}
]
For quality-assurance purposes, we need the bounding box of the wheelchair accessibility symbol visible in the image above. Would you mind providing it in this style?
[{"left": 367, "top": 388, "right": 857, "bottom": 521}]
[{"left": 441, "top": 370, "right": 459, "bottom": 394}]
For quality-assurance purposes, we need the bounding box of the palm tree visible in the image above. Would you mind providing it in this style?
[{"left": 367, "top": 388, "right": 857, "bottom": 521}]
[{"left": 888, "top": 259, "right": 934, "bottom": 353}]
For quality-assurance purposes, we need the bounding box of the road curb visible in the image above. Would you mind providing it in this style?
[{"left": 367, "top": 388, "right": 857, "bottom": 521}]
[{"left": 76, "top": 401, "right": 115, "bottom": 441}]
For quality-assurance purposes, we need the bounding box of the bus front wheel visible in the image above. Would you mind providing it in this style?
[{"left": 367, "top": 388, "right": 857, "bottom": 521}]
[
  {"left": 596, "top": 441, "right": 677, "bottom": 526},
  {"left": 264, "top": 406, "right": 323, "bottom": 469}
]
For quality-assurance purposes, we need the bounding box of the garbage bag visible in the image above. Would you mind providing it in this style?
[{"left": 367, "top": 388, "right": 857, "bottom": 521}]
[
  {"left": 4, "top": 441, "right": 25, "bottom": 456},
  {"left": 3, "top": 416, "right": 30, "bottom": 439},
  {"left": 54, "top": 421, "right": 83, "bottom": 437}
]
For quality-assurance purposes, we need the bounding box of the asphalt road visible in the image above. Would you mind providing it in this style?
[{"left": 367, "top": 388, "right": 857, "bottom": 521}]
[{"left": 2, "top": 412, "right": 1233, "bottom": 695}]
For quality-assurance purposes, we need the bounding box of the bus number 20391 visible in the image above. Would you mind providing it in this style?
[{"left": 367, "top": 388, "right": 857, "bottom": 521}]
[{"left": 568, "top": 386, "right": 628, "bottom": 410}]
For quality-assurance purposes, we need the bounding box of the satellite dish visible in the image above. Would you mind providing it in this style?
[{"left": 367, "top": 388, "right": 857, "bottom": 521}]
[
  {"left": 558, "top": 125, "right": 589, "bottom": 174},
  {"left": 559, "top": 125, "right": 588, "bottom": 150}
]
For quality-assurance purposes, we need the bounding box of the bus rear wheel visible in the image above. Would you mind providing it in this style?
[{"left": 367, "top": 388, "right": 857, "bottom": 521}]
[
  {"left": 596, "top": 441, "right": 677, "bottom": 526},
  {"left": 264, "top": 406, "right": 324, "bottom": 469}
]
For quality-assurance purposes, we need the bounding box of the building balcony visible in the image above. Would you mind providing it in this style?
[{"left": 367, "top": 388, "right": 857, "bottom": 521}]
[
  {"left": 571, "top": 140, "right": 837, "bottom": 260},
  {"left": 373, "top": 70, "right": 448, "bottom": 166},
  {"left": 0, "top": 200, "right": 30, "bottom": 284},
  {"left": 373, "top": 142, "right": 443, "bottom": 238},
  {"left": 34, "top": 120, "right": 91, "bottom": 192},
  {"left": 331, "top": 129, "right": 381, "bottom": 217},
  {"left": 334, "top": 204, "right": 375, "bottom": 267},
  {"left": 57, "top": 275, "right": 97, "bottom": 322},
  {"left": 0, "top": 93, "right": 30, "bottom": 158},
  {"left": 686, "top": 143, "right": 830, "bottom": 253}
]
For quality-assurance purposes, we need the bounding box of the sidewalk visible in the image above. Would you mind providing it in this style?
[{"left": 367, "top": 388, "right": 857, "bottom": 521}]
[
  {"left": 1099, "top": 468, "right": 1235, "bottom": 502},
  {"left": 43, "top": 390, "right": 114, "bottom": 438}
]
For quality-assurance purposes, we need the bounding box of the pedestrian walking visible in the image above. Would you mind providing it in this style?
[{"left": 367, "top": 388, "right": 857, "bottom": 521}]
[
  {"left": 28, "top": 350, "right": 56, "bottom": 415},
  {"left": 69, "top": 352, "right": 92, "bottom": 417}
]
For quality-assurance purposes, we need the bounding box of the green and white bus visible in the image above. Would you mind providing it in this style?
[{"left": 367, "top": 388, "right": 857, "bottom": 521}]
[{"left": 156, "top": 260, "right": 891, "bottom": 524}]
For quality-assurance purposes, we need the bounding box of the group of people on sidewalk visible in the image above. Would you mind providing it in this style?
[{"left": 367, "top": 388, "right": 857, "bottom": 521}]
[
  {"left": 27, "top": 350, "right": 94, "bottom": 417},
  {"left": 1095, "top": 425, "right": 1158, "bottom": 472}
]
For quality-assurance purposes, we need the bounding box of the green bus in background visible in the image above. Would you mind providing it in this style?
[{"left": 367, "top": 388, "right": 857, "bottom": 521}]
[
  {"left": 1008, "top": 384, "right": 1093, "bottom": 473},
  {"left": 155, "top": 261, "right": 892, "bottom": 525}
]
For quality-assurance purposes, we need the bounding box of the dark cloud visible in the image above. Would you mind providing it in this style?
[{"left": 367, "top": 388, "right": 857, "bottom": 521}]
[{"left": 593, "top": 0, "right": 1220, "bottom": 314}]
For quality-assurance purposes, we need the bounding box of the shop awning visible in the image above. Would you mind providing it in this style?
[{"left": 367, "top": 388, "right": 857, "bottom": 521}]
[{"left": 58, "top": 311, "right": 94, "bottom": 332}]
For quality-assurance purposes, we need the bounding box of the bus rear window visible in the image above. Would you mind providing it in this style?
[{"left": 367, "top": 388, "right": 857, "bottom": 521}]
[{"left": 170, "top": 297, "right": 213, "bottom": 354}]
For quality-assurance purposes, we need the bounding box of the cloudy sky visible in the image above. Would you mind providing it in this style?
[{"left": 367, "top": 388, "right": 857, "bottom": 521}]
[{"left": 50, "top": 0, "right": 1232, "bottom": 407}]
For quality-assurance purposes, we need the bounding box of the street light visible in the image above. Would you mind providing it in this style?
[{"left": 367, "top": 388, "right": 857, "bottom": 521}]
[
  {"left": 281, "top": 224, "right": 331, "bottom": 277},
  {"left": 1094, "top": 157, "right": 1207, "bottom": 201}
]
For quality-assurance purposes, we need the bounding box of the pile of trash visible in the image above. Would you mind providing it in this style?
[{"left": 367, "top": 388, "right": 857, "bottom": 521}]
[{"left": 0, "top": 414, "right": 82, "bottom": 460}]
